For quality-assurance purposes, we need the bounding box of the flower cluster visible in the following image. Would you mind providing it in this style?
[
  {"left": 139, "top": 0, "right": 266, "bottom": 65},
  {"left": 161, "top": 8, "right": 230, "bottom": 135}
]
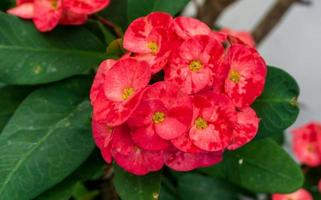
[
  {"left": 292, "top": 122, "right": 321, "bottom": 167},
  {"left": 7, "top": 0, "right": 110, "bottom": 31},
  {"left": 90, "top": 12, "right": 267, "bottom": 175}
]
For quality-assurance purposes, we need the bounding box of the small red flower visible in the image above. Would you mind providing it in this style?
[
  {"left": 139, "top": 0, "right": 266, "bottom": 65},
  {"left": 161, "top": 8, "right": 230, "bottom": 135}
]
[
  {"left": 112, "top": 125, "right": 164, "bottom": 175},
  {"left": 7, "top": 0, "right": 109, "bottom": 31},
  {"left": 165, "top": 35, "right": 224, "bottom": 94},
  {"left": 228, "top": 107, "right": 259, "bottom": 150},
  {"left": 164, "top": 146, "right": 222, "bottom": 171},
  {"left": 224, "top": 44, "right": 267, "bottom": 108},
  {"left": 127, "top": 81, "right": 193, "bottom": 150},
  {"left": 123, "top": 12, "right": 173, "bottom": 73},
  {"left": 272, "top": 189, "right": 313, "bottom": 200},
  {"left": 189, "top": 92, "right": 236, "bottom": 152},
  {"left": 90, "top": 58, "right": 151, "bottom": 126},
  {"left": 292, "top": 122, "right": 321, "bottom": 167}
]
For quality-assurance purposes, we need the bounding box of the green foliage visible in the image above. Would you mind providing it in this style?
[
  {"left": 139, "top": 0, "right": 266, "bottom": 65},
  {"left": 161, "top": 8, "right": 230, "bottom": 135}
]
[
  {"left": 201, "top": 139, "right": 304, "bottom": 193},
  {"left": 0, "top": 77, "right": 95, "bottom": 200},
  {"left": 0, "top": 13, "right": 108, "bottom": 84},
  {"left": 113, "top": 164, "right": 162, "bottom": 200},
  {"left": 253, "top": 66, "right": 300, "bottom": 138},
  {"left": 178, "top": 174, "right": 241, "bottom": 200},
  {"left": 35, "top": 149, "right": 104, "bottom": 200},
  {"left": 0, "top": 86, "right": 33, "bottom": 132}
]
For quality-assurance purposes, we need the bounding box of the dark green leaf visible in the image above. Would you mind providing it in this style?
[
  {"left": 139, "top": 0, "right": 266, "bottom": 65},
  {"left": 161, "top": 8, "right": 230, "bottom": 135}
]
[
  {"left": 113, "top": 164, "right": 162, "bottom": 200},
  {"left": 0, "top": 13, "right": 108, "bottom": 84},
  {"left": 201, "top": 139, "right": 304, "bottom": 193},
  {"left": 0, "top": 86, "right": 33, "bottom": 132},
  {"left": 0, "top": 0, "right": 15, "bottom": 11},
  {"left": 178, "top": 174, "right": 240, "bottom": 200},
  {"left": 253, "top": 66, "right": 299, "bottom": 138},
  {"left": 99, "top": 0, "right": 128, "bottom": 30},
  {"left": 35, "top": 149, "right": 105, "bottom": 200},
  {"left": 127, "top": 0, "right": 190, "bottom": 22},
  {"left": 0, "top": 77, "right": 95, "bottom": 200}
]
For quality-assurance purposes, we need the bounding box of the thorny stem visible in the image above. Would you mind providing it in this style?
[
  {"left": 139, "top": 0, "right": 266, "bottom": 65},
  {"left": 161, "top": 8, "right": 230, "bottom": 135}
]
[{"left": 95, "top": 15, "right": 123, "bottom": 38}]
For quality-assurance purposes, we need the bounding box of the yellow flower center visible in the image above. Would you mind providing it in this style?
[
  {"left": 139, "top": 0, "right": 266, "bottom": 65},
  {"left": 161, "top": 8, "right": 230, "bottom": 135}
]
[
  {"left": 147, "top": 41, "right": 159, "bottom": 54},
  {"left": 122, "top": 87, "right": 134, "bottom": 100},
  {"left": 189, "top": 60, "right": 203, "bottom": 72},
  {"left": 51, "top": 0, "right": 58, "bottom": 9},
  {"left": 195, "top": 117, "right": 208, "bottom": 129},
  {"left": 307, "top": 144, "right": 314, "bottom": 153},
  {"left": 229, "top": 69, "right": 241, "bottom": 83},
  {"left": 152, "top": 112, "right": 166, "bottom": 124}
]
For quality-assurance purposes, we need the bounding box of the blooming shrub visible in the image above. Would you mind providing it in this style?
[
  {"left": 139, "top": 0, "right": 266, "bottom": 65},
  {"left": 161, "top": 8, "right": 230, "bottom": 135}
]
[
  {"left": 90, "top": 12, "right": 266, "bottom": 175},
  {"left": 0, "top": 1, "right": 306, "bottom": 199}
]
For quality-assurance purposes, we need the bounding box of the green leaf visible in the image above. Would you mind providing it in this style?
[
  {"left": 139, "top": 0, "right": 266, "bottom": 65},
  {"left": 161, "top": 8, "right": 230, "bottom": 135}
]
[
  {"left": 201, "top": 139, "right": 304, "bottom": 193},
  {"left": 0, "top": 12, "right": 108, "bottom": 84},
  {"left": 99, "top": 0, "right": 128, "bottom": 30},
  {"left": 106, "top": 39, "right": 126, "bottom": 57},
  {"left": 113, "top": 164, "right": 162, "bottom": 200},
  {"left": 178, "top": 174, "right": 240, "bottom": 200},
  {"left": 0, "top": 86, "right": 33, "bottom": 132},
  {"left": 35, "top": 149, "right": 105, "bottom": 200},
  {"left": 252, "top": 66, "right": 300, "bottom": 138},
  {"left": 127, "top": 0, "right": 190, "bottom": 22},
  {"left": 0, "top": 0, "right": 15, "bottom": 11},
  {"left": 0, "top": 77, "right": 95, "bottom": 200}
]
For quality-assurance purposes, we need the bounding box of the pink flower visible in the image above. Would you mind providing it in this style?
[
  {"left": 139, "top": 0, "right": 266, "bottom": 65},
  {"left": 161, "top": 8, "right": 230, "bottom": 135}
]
[
  {"left": 111, "top": 125, "right": 164, "bottom": 175},
  {"left": 92, "top": 120, "right": 113, "bottom": 163},
  {"left": 90, "top": 58, "right": 151, "bottom": 127},
  {"left": 127, "top": 81, "right": 193, "bottom": 150},
  {"left": 189, "top": 92, "right": 236, "bottom": 152},
  {"left": 220, "top": 28, "right": 256, "bottom": 47},
  {"left": 123, "top": 12, "right": 173, "bottom": 73},
  {"left": 7, "top": 0, "right": 109, "bottom": 32},
  {"left": 272, "top": 189, "right": 313, "bottom": 200},
  {"left": 165, "top": 35, "right": 224, "bottom": 94},
  {"left": 292, "top": 122, "right": 321, "bottom": 167},
  {"left": 224, "top": 44, "right": 267, "bottom": 108}
]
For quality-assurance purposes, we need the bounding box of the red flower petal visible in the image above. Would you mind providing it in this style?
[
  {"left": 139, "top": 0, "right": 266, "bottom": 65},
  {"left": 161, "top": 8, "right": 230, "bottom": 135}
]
[
  {"left": 173, "top": 16, "right": 211, "bottom": 40},
  {"left": 92, "top": 120, "right": 113, "bottom": 149},
  {"left": 59, "top": 7, "right": 88, "bottom": 25},
  {"left": 220, "top": 28, "right": 256, "bottom": 47},
  {"left": 112, "top": 125, "right": 164, "bottom": 175},
  {"left": 228, "top": 107, "right": 259, "bottom": 150},
  {"left": 224, "top": 44, "right": 267, "bottom": 108},
  {"left": 171, "top": 133, "right": 203, "bottom": 153},
  {"left": 33, "top": 0, "right": 63, "bottom": 32},
  {"left": 164, "top": 147, "right": 222, "bottom": 171},
  {"left": 131, "top": 124, "right": 170, "bottom": 151},
  {"left": 7, "top": 3, "right": 34, "bottom": 19},
  {"left": 189, "top": 92, "right": 236, "bottom": 151},
  {"left": 17, "top": 0, "right": 34, "bottom": 5},
  {"left": 292, "top": 122, "right": 321, "bottom": 167},
  {"left": 64, "top": 0, "right": 110, "bottom": 15},
  {"left": 272, "top": 189, "right": 313, "bottom": 200}
]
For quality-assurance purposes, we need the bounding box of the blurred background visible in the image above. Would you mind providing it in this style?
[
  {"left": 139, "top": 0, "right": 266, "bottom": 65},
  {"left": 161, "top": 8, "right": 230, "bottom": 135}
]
[{"left": 184, "top": 0, "right": 321, "bottom": 137}]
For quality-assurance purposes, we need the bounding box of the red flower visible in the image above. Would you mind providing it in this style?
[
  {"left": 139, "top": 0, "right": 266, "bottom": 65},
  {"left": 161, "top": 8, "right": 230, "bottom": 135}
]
[
  {"left": 189, "top": 92, "right": 236, "bottom": 152},
  {"left": 90, "top": 58, "right": 151, "bottom": 126},
  {"left": 7, "top": 0, "right": 109, "bottom": 31},
  {"left": 92, "top": 120, "right": 113, "bottom": 163},
  {"left": 224, "top": 44, "right": 267, "bottom": 108},
  {"left": 123, "top": 12, "right": 173, "bottom": 73},
  {"left": 165, "top": 35, "right": 224, "bottom": 94},
  {"left": 272, "top": 189, "right": 313, "bottom": 200},
  {"left": 112, "top": 125, "right": 164, "bottom": 175},
  {"left": 164, "top": 147, "right": 222, "bottom": 171},
  {"left": 127, "top": 81, "right": 193, "bottom": 150},
  {"left": 292, "top": 122, "right": 321, "bottom": 167}
]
